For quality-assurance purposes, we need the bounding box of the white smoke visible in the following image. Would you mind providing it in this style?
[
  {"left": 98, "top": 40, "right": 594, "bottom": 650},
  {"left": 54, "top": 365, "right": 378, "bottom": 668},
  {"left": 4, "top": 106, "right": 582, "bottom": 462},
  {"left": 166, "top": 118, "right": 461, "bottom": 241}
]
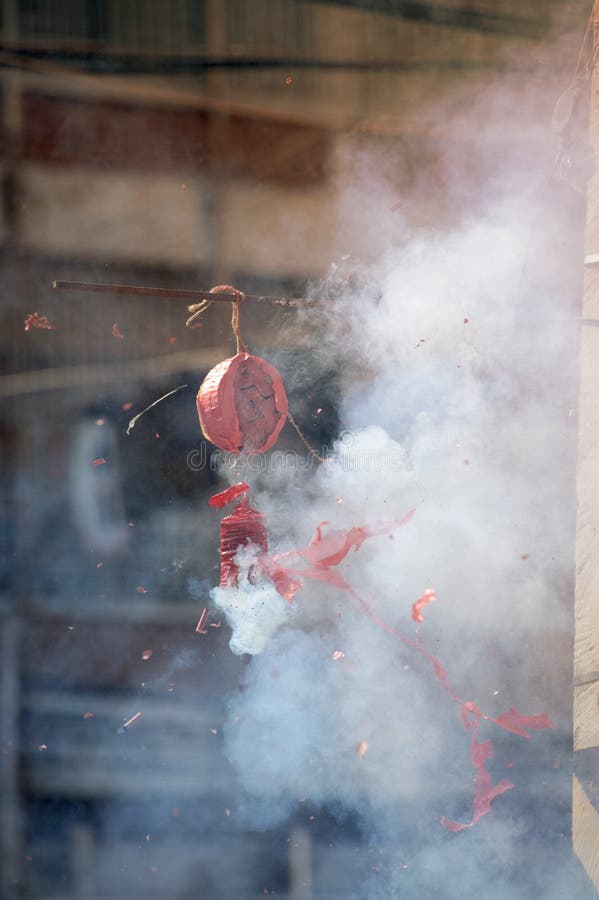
[
  {"left": 209, "top": 44, "right": 583, "bottom": 898},
  {"left": 211, "top": 546, "right": 294, "bottom": 656}
]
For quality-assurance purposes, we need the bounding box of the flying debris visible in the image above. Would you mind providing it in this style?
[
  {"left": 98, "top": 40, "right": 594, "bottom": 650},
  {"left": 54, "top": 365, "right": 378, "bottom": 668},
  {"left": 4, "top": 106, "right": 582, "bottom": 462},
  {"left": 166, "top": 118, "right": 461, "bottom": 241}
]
[
  {"left": 195, "top": 608, "right": 209, "bottom": 634},
  {"left": 411, "top": 588, "right": 438, "bottom": 623},
  {"left": 118, "top": 711, "right": 143, "bottom": 734},
  {"left": 24, "top": 312, "right": 55, "bottom": 331}
]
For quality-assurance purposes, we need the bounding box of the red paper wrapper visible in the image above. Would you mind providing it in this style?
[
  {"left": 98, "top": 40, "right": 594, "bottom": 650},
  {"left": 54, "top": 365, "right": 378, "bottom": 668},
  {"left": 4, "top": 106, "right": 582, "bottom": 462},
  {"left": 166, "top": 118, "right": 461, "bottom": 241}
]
[
  {"left": 197, "top": 352, "right": 288, "bottom": 454},
  {"left": 220, "top": 500, "right": 269, "bottom": 588}
]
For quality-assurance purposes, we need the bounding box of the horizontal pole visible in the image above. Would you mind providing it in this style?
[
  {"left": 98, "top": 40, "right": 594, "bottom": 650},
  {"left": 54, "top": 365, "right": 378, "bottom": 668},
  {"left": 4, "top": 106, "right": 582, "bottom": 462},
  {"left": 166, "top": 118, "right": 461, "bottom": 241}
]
[{"left": 52, "top": 280, "right": 307, "bottom": 307}]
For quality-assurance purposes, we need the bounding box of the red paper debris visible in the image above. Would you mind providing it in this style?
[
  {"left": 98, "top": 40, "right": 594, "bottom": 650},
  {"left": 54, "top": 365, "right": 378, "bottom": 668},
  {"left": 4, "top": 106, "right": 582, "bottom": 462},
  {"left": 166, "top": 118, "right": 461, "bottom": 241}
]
[
  {"left": 136, "top": 586, "right": 148, "bottom": 594},
  {"left": 141, "top": 649, "right": 153, "bottom": 660},
  {"left": 24, "top": 312, "right": 55, "bottom": 331},
  {"left": 356, "top": 740, "right": 369, "bottom": 757},
  {"left": 196, "top": 608, "right": 209, "bottom": 634},
  {"left": 275, "top": 514, "right": 414, "bottom": 574},
  {"left": 411, "top": 588, "right": 438, "bottom": 623},
  {"left": 492, "top": 708, "right": 553, "bottom": 738},
  {"left": 92, "top": 458, "right": 106, "bottom": 466},
  {"left": 112, "top": 323, "right": 124, "bottom": 339},
  {"left": 332, "top": 650, "right": 345, "bottom": 661},
  {"left": 441, "top": 714, "right": 514, "bottom": 832},
  {"left": 209, "top": 482, "right": 250, "bottom": 509},
  {"left": 122, "top": 402, "right": 133, "bottom": 411},
  {"left": 83, "top": 712, "right": 94, "bottom": 719},
  {"left": 259, "top": 510, "right": 552, "bottom": 830},
  {"left": 265, "top": 513, "right": 415, "bottom": 601}
]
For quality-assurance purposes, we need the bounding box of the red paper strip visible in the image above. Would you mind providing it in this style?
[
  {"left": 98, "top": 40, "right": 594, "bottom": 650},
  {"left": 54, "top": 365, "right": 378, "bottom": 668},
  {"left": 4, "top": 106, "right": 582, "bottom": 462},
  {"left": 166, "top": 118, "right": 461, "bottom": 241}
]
[
  {"left": 260, "top": 511, "right": 552, "bottom": 830},
  {"left": 440, "top": 715, "right": 514, "bottom": 832},
  {"left": 268, "top": 513, "right": 415, "bottom": 600},
  {"left": 112, "top": 322, "right": 124, "bottom": 339},
  {"left": 196, "top": 608, "right": 209, "bottom": 634},
  {"left": 276, "top": 513, "right": 414, "bottom": 571},
  {"left": 209, "top": 482, "right": 250, "bottom": 509}
]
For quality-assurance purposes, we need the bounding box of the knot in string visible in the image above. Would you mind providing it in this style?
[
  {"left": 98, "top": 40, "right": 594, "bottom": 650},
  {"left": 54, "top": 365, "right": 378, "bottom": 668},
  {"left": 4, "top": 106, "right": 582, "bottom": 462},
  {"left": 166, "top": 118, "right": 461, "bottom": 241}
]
[{"left": 186, "top": 284, "right": 247, "bottom": 354}]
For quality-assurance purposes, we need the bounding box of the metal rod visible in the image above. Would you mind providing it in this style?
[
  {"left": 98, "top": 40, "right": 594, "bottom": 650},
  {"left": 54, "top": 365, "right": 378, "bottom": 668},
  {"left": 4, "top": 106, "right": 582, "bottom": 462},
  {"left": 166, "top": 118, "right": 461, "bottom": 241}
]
[{"left": 52, "top": 280, "right": 307, "bottom": 307}]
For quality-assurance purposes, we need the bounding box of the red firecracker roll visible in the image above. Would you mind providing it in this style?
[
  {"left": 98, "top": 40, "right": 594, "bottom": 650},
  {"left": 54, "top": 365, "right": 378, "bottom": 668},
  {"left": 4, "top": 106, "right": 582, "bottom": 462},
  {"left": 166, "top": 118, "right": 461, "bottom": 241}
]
[
  {"left": 220, "top": 499, "right": 269, "bottom": 588},
  {"left": 197, "top": 352, "right": 287, "bottom": 454}
]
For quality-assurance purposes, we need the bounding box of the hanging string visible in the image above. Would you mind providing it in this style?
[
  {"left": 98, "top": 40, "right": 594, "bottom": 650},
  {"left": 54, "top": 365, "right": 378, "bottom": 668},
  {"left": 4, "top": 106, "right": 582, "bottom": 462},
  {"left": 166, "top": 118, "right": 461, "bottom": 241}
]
[
  {"left": 287, "top": 410, "right": 327, "bottom": 464},
  {"left": 231, "top": 296, "right": 248, "bottom": 354}
]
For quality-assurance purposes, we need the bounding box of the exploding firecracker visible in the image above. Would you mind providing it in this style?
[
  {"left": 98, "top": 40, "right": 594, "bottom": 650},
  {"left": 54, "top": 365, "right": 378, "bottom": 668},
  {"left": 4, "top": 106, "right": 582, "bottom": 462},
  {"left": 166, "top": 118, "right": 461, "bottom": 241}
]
[
  {"left": 208, "top": 491, "right": 551, "bottom": 831},
  {"left": 186, "top": 284, "right": 552, "bottom": 831},
  {"left": 50, "top": 275, "right": 551, "bottom": 835}
]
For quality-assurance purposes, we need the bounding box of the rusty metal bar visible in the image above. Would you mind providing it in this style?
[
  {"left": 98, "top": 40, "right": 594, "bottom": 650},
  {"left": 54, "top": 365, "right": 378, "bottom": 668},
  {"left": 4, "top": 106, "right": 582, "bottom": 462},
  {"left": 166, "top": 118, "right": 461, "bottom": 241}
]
[{"left": 52, "top": 280, "right": 308, "bottom": 307}]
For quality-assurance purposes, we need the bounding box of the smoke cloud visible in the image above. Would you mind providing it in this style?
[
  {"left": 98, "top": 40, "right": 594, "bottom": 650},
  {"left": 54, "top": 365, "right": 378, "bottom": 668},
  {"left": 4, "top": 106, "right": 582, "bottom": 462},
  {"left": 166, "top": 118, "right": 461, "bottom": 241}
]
[{"left": 211, "top": 57, "right": 584, "bottom": 897}]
